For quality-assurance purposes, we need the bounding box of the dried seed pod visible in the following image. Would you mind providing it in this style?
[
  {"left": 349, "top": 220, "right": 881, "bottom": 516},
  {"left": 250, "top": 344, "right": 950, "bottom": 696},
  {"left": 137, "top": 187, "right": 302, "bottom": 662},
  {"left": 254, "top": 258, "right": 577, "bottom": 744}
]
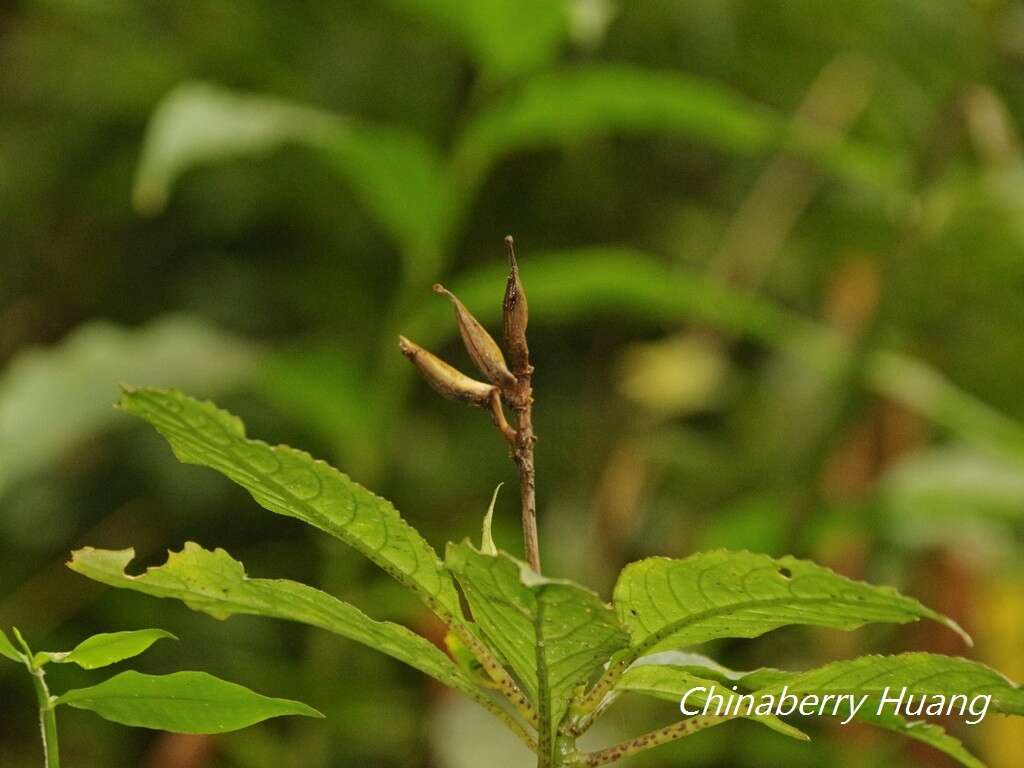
[
  {"left": 398, "top": 336, "right": 495, "bottom": 406},
  {"left": 433, "top": 283, "right": 516, "bottom": 389},
  {"left": 502, "top": 235, "right": 530, "bottom": 375}
]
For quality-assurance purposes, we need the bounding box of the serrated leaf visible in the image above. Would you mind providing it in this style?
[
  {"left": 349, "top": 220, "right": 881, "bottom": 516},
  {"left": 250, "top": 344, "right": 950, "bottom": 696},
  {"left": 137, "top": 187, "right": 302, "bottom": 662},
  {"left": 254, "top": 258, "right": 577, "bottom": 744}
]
[
  {"left": 445, "top": 542, "right": 629, "bottom": 756},
  {"left": 0, "top": 316, "right": 256, "bottom": 497},
  {"left": 737, "top": 654, "right": 1024, "bottom": 718},
  {"left": 612, "top": 665, "right": 807, "bottom": 742},
  {"left": 55, "top": 670, "right": 322, "bottom": 733},
  {"left": 133, "top": 82, "right": 450, "bottom": 257},
  {"left": 386, "top": 0, "right": 567, "bottom": 80},
  {"left": 67, "top": 543, "right": 473, "bottom": 693},
  {"left": 36, "top": 629, "right": 176, "bottom": 670},
  {"left": 613, "top": 550, "right": 969, "bottom": 658},
  {"left": 0, "top": 629, "right": 22, "bottom": 663},
  {"left": 116, "top": 388, "right": 460, "bottom": 618},
  {"left": 454, "top": 65, "right": 902, "bottom": 192},
  {"left": 621, "top": 653, "right": 1024, "bottom": 768}
]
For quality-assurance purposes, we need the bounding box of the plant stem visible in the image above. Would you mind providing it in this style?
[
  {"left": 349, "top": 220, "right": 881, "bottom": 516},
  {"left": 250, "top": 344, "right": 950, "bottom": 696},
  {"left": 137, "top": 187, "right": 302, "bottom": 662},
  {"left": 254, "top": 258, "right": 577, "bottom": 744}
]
[
  {"left": 579, "top": 715, "right": 729, "bottom": 766},
  {"left": 512, "top": 372, "right": 541, "bottom": 574},
  {"left": 30, "top": 667, "right": 60, "bottom": 768},
  {"left": 14, "top": 632, "right": 59, "bottom": 768}
]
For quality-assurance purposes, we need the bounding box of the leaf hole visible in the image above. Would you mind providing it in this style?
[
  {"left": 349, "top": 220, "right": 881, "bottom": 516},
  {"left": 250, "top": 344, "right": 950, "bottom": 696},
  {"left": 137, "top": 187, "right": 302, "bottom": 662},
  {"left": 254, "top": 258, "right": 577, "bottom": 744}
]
[{"left": 777, "top": 567, "right": 792, "bottom": 580}]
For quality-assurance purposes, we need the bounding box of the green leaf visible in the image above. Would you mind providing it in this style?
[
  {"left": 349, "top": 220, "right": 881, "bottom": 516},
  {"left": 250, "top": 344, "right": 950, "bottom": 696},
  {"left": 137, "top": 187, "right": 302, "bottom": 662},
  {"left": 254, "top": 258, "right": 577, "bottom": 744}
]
[
  {"left": 385, "top": 0, "right": 567, "bottom": 80},
  {"left": 0, "top": 315, "right": 257, "bottom": 497},
  {"left": 36, "top": 629, "right": 176, "bottom": 670},
  {"left": 881, "top": 446, "right": 1024, "bottom": 523},
  {"left": 0, "top": 629, "right": 22, "bottom": 663},
  {"left": 454, "top": 65, "right": 903, "bottom": 192},
  {"left": 55, "top": 670, "right": 322, "bottom": 733},
  {"left": 132, "top": 82, "right": 450, "bottom": 256},
  {"left": 737, "top": 654, "right": 1024, "bottom": 718},
  {"left": 621, "top": 653, "right": 1024, "bottom": 768},
  {"left": 115, "top": 388, "right": 460, "bottom": 617},
  {"left": 613, "top": 550, "right": 970, "bottom": 657},
  {"left": 480, "top": 484, "right": 502, "bottom": 556},
  {"left": 445, "top": 542, "right": 630, "bottom": 756},
  {"left": 67, "top": 543, "right": 472, "bottom": 692},
  {"left": 613, "top": 664, "right": 808, "bottom": 742}
]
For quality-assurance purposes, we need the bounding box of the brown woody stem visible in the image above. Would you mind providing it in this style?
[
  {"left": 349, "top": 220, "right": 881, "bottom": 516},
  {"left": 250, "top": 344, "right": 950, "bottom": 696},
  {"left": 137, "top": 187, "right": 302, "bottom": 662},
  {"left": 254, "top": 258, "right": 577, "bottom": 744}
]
[{"left": 511, "top": 368, "right": 540, "bottom": 573}]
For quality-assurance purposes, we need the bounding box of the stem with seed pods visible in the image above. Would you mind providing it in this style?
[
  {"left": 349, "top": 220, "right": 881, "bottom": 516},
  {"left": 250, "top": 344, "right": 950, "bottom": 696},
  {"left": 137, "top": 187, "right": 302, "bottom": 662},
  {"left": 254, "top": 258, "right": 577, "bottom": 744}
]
[
  {"left": 503, "top": 236, "right": 540, "bottom": 573},
  {"left": 399, "top": 235, "right": 541, "bottom": 573}
]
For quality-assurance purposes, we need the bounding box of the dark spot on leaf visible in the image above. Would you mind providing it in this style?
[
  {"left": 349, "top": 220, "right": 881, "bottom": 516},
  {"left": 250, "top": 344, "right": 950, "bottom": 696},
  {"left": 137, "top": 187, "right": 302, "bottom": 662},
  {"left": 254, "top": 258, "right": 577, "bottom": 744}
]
[{"left": 778, "top": 567, "right": 792, "bottom": 580}]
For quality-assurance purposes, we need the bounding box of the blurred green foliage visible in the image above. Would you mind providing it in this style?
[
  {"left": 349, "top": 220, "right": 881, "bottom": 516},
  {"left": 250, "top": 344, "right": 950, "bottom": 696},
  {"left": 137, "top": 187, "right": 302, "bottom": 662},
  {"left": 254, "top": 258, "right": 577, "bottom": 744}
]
[{"left": 2, "top": 0, "right": 1023, "bottom": 766}]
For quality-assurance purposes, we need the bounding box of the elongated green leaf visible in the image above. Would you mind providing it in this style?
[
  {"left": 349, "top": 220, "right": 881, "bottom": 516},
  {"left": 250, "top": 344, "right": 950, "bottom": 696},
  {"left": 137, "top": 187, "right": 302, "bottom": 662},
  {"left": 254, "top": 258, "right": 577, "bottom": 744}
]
[
  {"left": 56, "top": 671, "right": 321, "bottom": 733},
  {"left": 446, "top": 542, "right": 629, "bottom": 755},
  {"left": 612, "top": 664, "right": 807, "bottom": 741},
  {"left": 621, "top": 653, "right": 1024, "bottom": 768},
  {"left": 613, "top": 550, "right": 969, "bottom": 658},
  {"left": 36, "top": 629, "right": 175, "bottom": 670},
  {"left": 737, "top": 654, "right": 1024, "bottom": 718},
  {"left": 881, "top": 446, "right": 1024, "bottom": 523},
  {"left": 0, "top": 629, "right": 22, "bottom": 663},
  {"left": 116, "top": 388, "right": 460, "bottom": 617},
  {"left": 0, "top": 316, "right": 257, "bottom": 497},
  {"left": 386, "top": 0, "right": 567, "bottom": 80},
  {"left": 68, "top": 543, "right": 471, "bottom": 692},
  {"left": 454, "top": 65, "right": 902, "bottom": 192},
  {"left": 133, "top": 82, "right": 450, "bottom": 255}
]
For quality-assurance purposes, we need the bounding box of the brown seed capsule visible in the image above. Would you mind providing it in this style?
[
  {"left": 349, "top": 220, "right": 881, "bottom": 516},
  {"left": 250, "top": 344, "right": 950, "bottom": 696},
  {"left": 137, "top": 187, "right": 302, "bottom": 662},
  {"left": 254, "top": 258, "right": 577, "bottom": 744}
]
[
  {"left": 433, "top": 283, "right": 516, "bottom": 390},
  {"left": 502, "top": 235, "right": 530, "bottom": 375},
  {"left": 398, "top": 336, "right": 495, "bottom": 406}
]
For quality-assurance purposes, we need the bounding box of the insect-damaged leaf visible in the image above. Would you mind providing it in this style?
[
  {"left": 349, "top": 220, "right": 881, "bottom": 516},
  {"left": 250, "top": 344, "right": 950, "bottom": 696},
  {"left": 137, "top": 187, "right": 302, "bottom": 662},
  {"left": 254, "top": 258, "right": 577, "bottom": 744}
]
[
  {"left": 116, "top": 388, "right": 460, "bottom": 617},
  {"left": 56, "top": 671, "right": 321, "bottom": 733},
  {"left": 68, "top": 543, "right": 473, "bottom": 693},
  {"left": 613, "top": 550, "right": 969, "bottom": 656}
]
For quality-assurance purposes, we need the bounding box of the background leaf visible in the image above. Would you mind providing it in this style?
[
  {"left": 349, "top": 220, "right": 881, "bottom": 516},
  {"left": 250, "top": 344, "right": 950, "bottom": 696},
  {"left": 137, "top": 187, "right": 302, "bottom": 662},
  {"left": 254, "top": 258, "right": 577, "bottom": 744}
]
[
  {"left": 454, "top": 65, "right": 902, "bottom": 192},
  {"left": 36, "top": 628, "right": 176, "bottom": 670},
  {"left": 0, "top": 315, "right": 257, "bottom": 498},
  {"left": 133, "top": 82, "right": 450, "bottom": 256},
  {"left": 384, "top": 0, "right": 568, "bottom": 80},
  {"left": 56, "top": 670, "right": 322, "bottom": 733},
  {"left": 0, "top": 629, "right": 22, "bottom": 663}
]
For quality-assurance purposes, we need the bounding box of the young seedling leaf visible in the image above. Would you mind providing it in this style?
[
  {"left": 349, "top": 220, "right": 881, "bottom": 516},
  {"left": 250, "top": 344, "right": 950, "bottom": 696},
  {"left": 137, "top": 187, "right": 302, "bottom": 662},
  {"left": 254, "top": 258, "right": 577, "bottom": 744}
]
[
  {"left": 446, "top": 542, "right": 630, "bottom": 757},
  {"left": 116, "top": 388, "right": 460, "bottom": 617},
  {"left": 55, "top": 670, "right": 322, "bottom": 733},
  {"left": 35, "top": 629, "right": 176, "bottom": 670},
  {"left": 0, "top": 629, "right": 22, "bottom": 663},
  {"left": 481, "top": 484, "right": 502, "bottom": 555},
  {"left": 68, "top": 544, "right": 474, "bottom": 693},
  {"left": 613, "top": 550, "right": 970, "bottom": 658}
]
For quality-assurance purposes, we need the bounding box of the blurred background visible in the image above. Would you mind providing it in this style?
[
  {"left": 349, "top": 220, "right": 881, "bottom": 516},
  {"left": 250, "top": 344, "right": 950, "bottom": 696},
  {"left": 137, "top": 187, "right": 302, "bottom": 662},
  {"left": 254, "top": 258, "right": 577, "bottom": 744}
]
[{"left": 2, "top": 0, "right": 1023, "bottom": 766}]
